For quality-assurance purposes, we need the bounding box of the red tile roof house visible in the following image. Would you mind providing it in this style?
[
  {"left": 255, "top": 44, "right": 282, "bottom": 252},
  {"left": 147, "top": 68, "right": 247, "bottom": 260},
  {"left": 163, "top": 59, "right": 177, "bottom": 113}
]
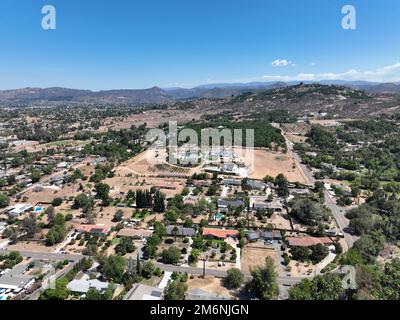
[
  {"left": 76, "top": 224, "right": 110, "bottom": 236},
  {"left": 287, "top": 236, "right": 334, "bottom": 247},
  {"left": 202, "top": 228, "right": 239, "bottom": 240}
]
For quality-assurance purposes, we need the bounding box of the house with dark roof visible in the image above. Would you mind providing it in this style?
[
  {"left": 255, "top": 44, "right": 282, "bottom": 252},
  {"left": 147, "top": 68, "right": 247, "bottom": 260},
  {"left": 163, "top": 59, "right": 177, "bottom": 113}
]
[
  {"left": 223, "top": 179, "right": 241, "bottom": 186},
  {"left": 217, "top": 199, "right": 245, "bottom": 213},
  {"left": 246, "top": 180, "right": 268, "bottom": 190},
  {"left": 246, "top": 230, "right": 282, "bottom": 242},
  {"left": 166, "top": 225, "right": 196, "bottom": 237}
]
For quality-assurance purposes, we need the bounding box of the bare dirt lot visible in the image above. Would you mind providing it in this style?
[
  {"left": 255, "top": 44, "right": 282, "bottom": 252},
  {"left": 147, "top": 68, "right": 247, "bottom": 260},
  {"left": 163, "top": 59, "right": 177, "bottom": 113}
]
[
  {"left": 241, "top": 244, "right": 279, "bottom": 273},
  {"left": 103, "top": 108, "right": 217, "bottom": 130},
  {"left": 21, "top": 185, "right": 81, "bottom": 205},
  {"left": 105, "top": 175, "right": 186, "bottom": 198},
  {"left": 286, "top": 134, "right": 307, "bottom": 144},
  {"left": 117, "top": 149, "right": 199, "bottom": 178},
  {"left": 7, "top": 240, "right": 55, "bottom": 253},
  {"left": 288, "top": 260, "right": 317, "bottom": 277},
  {"left": 187, "top": 276, "right": 233, "bottom": 298},
  {"left": 246, "top": 149, "right": 307, "bottom": 183}
]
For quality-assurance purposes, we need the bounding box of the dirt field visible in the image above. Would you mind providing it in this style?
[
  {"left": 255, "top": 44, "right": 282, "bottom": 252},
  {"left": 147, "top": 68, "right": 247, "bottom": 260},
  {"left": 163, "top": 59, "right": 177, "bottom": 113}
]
[
  {"left": 286, "top": 134, "right": 307, "bottom": 144},
  {"left": 266, "top": 213, "right": 292, "bottom": 230},
  {"left": 117, "top": 149, "right": 199, "bottom": 178},
  {"left": 21, "top": 185, "right": 81, "bottom": 205},
  {"left": 7, "top": 240, "right": 55, "bottom": 253},
  {"left": 288, "top": 260, "right": 317, "bottom": 277},
  {"left": 105, "top": 175, "right": 186, "bottom": 198},
  {"left": 241, "top": 244, "right": 279, "bottom": 273},
  {"left": 187, "top": 276, "right": 233, "bottom": 298},
  {"left": 245, "top": 149, "right": 307, "bottom": 183},
  {"left": 102, "top": 108, "right": 211, "bottom": 131},
  {"left": 95, "top": 206, "right": 134, "bottom": 224},
  {"left": 196, "top": 259, "right": 236, "bottom": 271},
  {"left": 22, "top": 140, "right": 89, "bottom": 153}
]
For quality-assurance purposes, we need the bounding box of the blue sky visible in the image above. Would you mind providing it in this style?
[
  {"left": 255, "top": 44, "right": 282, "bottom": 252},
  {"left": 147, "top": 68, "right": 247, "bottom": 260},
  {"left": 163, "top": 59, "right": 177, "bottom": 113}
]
[{"left": 0, "top": 0, "right": 399, "bottom": 90}]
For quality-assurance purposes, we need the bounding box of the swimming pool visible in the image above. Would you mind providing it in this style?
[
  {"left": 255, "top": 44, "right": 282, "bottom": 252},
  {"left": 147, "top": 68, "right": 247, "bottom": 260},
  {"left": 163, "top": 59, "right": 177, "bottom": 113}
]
[{"left": 34, "top": 207, "right": 44, "bottom": 212}]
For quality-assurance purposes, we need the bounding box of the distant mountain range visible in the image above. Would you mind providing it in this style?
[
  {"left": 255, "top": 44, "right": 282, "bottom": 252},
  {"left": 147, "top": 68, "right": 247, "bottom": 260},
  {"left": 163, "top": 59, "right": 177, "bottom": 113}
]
[{"left": 0, "top": 80, "right": 399, "bottom": 105}]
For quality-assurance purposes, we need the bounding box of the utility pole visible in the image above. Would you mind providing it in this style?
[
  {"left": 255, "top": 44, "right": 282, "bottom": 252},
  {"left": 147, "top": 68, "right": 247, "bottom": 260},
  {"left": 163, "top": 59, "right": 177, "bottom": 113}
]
[{"left": 202, "top": 254, "right": 208, "bottom": 278}]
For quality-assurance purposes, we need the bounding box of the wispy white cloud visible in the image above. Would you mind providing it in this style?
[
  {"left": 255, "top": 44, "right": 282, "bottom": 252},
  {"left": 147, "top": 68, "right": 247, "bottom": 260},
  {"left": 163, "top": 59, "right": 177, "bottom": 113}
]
[
  {"left": 272, "top": 59, "right": 291, "bottom": 67},
  {"left": 263, "top": 62, "right": 400, "bottom": 83}
]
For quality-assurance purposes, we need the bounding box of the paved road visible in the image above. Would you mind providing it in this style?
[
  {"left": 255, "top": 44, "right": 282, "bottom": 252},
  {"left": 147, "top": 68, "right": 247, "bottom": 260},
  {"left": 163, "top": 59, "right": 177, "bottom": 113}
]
[
  {"left": 0, "top": 249, "right": 83, "bottom": 262},
  {"left": 24, "top": 255, "right": 84, "bottom": 300},
  {"left": 323, "top": 190, "right": 358, "bottom": 248},
  {"left": 153, "top": 262, "right": 306, "bottom": 286},
  {"left": 281, "top": 129, "right": 357, "bottom": 249}
]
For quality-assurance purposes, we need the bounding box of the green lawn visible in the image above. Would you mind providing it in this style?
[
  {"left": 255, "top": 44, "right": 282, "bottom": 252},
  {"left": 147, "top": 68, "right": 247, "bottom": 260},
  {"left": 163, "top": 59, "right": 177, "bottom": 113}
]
[
  {"left": 133, "top": 211, "right": 152, "bottom": 220},
  {"left": 111, "top": 238, "right": 121, "bottom": 246}
]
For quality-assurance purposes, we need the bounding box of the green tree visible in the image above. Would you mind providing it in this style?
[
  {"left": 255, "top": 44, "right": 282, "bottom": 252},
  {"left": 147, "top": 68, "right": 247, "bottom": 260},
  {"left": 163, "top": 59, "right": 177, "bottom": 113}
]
[
  {"left": 85, "top": 288, "right": 104, "bottom": 300},
  {"left": 22, "top": 214, "right": 38, "bottom": 239},
  {"left": 162, "top": 246, "right": 181, "bottom": 264},
  {"left": 142, "top": 261, "right": 156, "bottom": 279},
  {"left": 275, "top": 174, "right": 289, "bottom": 197},
  {"left": 95, "top": 183, "right": 111, "bottom": 206},
  {"left": 310, "top": 244, "right": 329, "bottom": 264},
  {"left": 73, "top": 193, "right": 90, "bottom": 209},
  {"left": 249, "top": 257, "right": 278, "bottom": 300},
  {"left": 102, "top": 255, "right": 126, "bottom": 283},
  {"left": 113, "top": 209, "right": 124, "bottom": 222},
  {"left": 153, "top": 190, "right": 166, "bottom": 213},
  {"left": 225, "top": 268, "right": 245, "bottom": 289},
  {"left": 40, "top": 277, "right": 70, "bottom": 300},
  {"left": 164, "top": 280, "right": 188, "bottom": 300},
  {"left": 289, "top": 273, "right": 344, "bottom": 300},
  {"left": 0, "top": 193, "right": 9, "bottom": 208},
  {"left": 52, "top": 198, "right": 63, "bottom": 207}
]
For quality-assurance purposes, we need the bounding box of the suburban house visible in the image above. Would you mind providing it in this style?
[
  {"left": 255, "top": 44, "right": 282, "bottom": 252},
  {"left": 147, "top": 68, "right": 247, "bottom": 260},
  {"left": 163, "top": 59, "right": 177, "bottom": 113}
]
[
  {"left": 245, "top": 180, "right": 268, "bottom": 191},
  {"left": 5, "top": 204, "right": 33, "bottom": 218},
  {"left": 246, "top": 230, "right": 282, "bottom": 242},
  {"left": 221, "top": 163, "right": 239, "bottom": 175},
  {"left": 67, "top": 279, "right": 109, "bottom": 295},
  {"left": 203, "top": 228, "right": 239, "bottom": 240},
  {"left": 0, "top": 264, "right": 35, "bottom": 294},
  {"left": 249, "top": 196, "right": 283, "bottom": 212},
  {"left": 123, "top": 284, "right": 163, "bottom": 300},
  {"left": 75, "top": 224, "right": 110, "bottom": 236},
  {"left": 287, "top": 236, "right": 334, "bottom": 247},
  {"left": 217, "top": 199, "right": 245, "bottom": 213},
  {"left": 223, "top": 179, "right": 241, "bottom": 187},
  {"left": 165, "top": 225, "right": 196, "bottom": 237}
]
